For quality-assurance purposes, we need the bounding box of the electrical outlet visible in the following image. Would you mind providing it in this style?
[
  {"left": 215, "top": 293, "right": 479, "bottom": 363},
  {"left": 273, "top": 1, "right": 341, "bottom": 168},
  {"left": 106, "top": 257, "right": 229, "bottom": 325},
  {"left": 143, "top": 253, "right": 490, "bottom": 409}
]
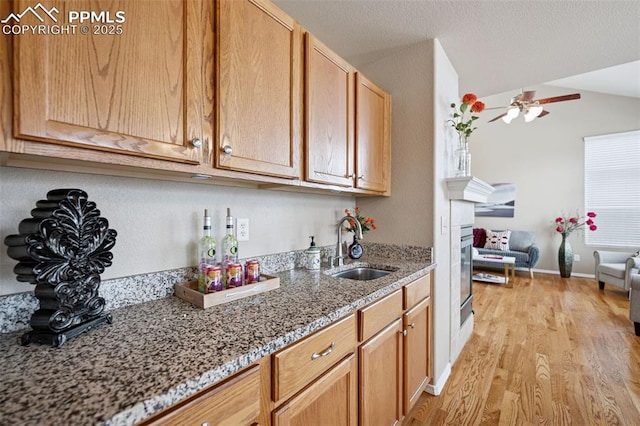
[
  {"left": 237, "top": 218, "right": 249, "bottom": 241},
  {"left": 574, "top": 254, "right": 580, "bottom": 262}
]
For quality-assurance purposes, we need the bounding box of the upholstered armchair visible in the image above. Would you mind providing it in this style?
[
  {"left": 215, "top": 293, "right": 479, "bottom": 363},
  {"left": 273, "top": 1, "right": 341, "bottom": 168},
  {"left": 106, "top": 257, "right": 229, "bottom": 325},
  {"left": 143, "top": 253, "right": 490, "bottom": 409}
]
[
  {"left": 630, "top": 275, "right": 640, "bottom": 336},
  {"left": 593, "top": 250, "right": 639, "bottom": 292}
]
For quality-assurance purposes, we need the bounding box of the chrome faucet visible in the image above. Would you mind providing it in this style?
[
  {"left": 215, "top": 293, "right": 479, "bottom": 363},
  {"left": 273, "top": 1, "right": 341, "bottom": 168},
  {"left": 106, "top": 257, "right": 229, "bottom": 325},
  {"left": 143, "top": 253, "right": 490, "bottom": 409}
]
[{"left": 330, "top": 216, "right": 363, "bottom": 267}]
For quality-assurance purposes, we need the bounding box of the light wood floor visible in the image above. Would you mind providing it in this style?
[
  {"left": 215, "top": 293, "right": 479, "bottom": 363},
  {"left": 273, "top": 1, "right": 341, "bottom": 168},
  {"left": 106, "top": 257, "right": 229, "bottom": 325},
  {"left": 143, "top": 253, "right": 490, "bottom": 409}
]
[{"left": 405, "top": 273, "right": 640, "bottom": 425}]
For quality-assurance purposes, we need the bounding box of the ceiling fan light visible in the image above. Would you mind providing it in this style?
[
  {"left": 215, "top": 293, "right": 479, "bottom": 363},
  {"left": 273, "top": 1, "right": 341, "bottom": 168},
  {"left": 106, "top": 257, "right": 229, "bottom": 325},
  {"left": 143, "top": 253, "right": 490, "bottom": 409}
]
[
  {"left": 524, "top": 112, "right": 536, "bottom": 122},
  {"left": 502, "top": 107, "right": 519, "bottom": 123},
  {"left": 530, "top": 105, "right": 543, "bottom": 117}
]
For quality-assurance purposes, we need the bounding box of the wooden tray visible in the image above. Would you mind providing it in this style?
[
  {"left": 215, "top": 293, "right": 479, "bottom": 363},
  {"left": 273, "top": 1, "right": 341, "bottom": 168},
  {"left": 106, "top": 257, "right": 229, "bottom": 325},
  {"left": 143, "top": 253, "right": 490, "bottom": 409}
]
[{"left": 174, "top": 274, "right": 280, "bottom": 309}]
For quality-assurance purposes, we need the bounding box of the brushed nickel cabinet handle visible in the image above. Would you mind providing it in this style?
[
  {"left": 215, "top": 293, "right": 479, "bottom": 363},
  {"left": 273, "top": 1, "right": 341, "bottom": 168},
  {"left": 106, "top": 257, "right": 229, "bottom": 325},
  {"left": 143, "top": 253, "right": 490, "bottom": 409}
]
[
  {"left": 408, "top": 323, "right": 415, "bottom": 329},
  {"left": 222, "top": 145, "right": 233, "bottom": 155},
  {"left": 400, "top": 330, "right": 407, "bottom": 337},
  {"left": 311, "top": 342, "right": 335, "bottom": 360},
  {"left": 191, "top": 138, "right": 202, "bottom": 148}
]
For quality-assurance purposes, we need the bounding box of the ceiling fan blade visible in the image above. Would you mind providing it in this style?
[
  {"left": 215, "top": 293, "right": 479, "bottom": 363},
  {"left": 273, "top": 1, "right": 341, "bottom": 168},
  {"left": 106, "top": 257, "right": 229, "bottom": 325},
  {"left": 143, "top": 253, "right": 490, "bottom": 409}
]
[
  {"left": 488, "top": 112, "right": 507, "bottom": 123},
  {"left": 538, "top": 110, "right": 550, "bottom": 118},
  {"left": 536, "top": 93, "right": 581, "bottom": 104},
  {"left": 520, "top": 91, "right": 536, "bottom": 102}
]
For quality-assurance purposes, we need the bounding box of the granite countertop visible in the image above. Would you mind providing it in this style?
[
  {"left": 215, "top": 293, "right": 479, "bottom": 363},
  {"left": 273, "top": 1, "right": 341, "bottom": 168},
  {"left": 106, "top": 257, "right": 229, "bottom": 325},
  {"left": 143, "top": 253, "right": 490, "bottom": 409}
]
[{"left": 0, "top": 253, "right": 434, "bottom": 426}]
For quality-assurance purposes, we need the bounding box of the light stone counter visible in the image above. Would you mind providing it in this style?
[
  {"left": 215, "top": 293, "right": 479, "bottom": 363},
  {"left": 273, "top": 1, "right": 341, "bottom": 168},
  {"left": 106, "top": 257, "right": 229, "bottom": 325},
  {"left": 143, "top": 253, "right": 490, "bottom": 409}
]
[{"left": 0, "top": 244, "right": 434, "bottom": 425}]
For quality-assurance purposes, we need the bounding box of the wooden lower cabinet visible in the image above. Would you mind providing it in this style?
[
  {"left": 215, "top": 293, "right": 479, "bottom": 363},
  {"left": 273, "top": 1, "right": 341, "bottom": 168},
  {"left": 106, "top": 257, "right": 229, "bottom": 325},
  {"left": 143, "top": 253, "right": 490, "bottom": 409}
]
[
  {"left": 272, "top": 354, "right": 357, "bottom": 426},
  {"left": 139, "top": 364, "right": 262, "bottom": 426},
  {"left": 358, "top": 318, "right": 404, "bottom": 426},
  {"left": 403, "top": 296, "right": 431, "bottom": 414}
]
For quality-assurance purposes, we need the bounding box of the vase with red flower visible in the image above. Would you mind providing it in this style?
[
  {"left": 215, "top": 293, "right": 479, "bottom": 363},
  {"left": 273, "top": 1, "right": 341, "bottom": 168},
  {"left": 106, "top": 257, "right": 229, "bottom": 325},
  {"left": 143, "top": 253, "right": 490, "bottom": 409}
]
[{"left": 449, "top": 93, "right": 485, "bottom": 177}]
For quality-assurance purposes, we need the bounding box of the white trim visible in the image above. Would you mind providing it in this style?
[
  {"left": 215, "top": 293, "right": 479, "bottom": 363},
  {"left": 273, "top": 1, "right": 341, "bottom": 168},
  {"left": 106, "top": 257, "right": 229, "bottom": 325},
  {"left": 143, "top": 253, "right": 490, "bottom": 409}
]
[
  {"left": 445, "top": 177, "right": 494, "bottom": 202},
  {"left": 532, "top": 268, "right": 595, "bottom": 279},
  {"left": 425, "top": 362, "right": 451, "bottom": 395}
]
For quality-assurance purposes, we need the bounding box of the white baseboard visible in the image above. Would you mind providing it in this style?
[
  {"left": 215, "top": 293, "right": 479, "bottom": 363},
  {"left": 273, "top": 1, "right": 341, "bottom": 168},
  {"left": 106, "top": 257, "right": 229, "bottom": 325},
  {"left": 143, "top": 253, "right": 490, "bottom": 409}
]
[
  {"left": 532, "top": 268, "right": 595, "bottom": 279},
  {"left": 425, "top": 362, "right": 451, "bottom": 396}
]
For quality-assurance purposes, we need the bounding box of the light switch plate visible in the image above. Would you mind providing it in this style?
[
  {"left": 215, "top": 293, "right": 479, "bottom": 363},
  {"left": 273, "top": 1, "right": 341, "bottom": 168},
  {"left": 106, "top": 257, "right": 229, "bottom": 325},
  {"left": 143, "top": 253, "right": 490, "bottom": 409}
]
[{"left": 237, "top": 218, "right": 249, "bottom": 241}]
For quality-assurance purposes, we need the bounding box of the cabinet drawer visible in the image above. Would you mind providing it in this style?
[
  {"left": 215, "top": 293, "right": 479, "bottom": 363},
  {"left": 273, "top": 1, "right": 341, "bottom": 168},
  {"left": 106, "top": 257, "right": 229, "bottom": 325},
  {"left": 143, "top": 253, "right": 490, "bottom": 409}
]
[
  {"left": 140, "top": 364, "right": 260, "bottom": 425},
  {"left": 403, "top": 274, "right": 430, "bottom": 310},
  {"left": 272, "top": 313, "right": 356, "bottom": 403},
  {"left": 358, "top": 290, "right": 402, "bottom": 342}
]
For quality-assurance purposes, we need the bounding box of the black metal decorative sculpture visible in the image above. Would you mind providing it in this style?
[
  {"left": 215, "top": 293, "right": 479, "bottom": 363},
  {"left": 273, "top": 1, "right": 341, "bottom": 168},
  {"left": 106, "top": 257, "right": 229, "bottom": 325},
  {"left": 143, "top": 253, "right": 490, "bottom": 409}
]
[{"left": 4, "top": 189, "right": 117, "bottom": 347}]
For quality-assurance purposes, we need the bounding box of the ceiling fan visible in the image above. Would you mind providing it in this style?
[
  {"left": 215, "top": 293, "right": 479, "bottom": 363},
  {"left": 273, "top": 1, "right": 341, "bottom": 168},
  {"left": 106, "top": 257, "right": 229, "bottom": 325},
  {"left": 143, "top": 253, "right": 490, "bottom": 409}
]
[{"left": 487, "top": 90, "right": 581, "bottom": 123}]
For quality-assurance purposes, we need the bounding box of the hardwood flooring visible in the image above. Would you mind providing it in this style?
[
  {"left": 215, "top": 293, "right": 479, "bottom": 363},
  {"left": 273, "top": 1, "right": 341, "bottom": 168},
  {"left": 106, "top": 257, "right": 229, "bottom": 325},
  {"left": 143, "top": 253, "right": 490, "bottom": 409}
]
[{"left": 405, "top": 273, "right": 640, "bottom": 425}]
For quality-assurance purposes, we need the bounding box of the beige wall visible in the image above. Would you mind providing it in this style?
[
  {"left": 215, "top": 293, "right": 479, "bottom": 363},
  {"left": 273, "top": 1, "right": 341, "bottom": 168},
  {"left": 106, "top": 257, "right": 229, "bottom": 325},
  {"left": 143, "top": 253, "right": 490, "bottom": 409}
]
[
  {"left": 357, "top": 39, "right": 459, "bottom": 392},
  {"left": 0, "top": 166, "right": 354, "bottom": 295},
  {"left": 472, "top": 86, "right": 640, "bottom": 275}
]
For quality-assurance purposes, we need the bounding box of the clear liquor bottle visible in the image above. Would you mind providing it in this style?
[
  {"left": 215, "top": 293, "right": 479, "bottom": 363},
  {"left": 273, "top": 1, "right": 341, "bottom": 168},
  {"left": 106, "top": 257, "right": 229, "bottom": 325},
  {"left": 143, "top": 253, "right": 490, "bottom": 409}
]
[
  {"left": 221, "top": 208, "right": 239, "bottom": 284},
  {"left": 197, "top": 209, "right": 216, "bottom": 293}
]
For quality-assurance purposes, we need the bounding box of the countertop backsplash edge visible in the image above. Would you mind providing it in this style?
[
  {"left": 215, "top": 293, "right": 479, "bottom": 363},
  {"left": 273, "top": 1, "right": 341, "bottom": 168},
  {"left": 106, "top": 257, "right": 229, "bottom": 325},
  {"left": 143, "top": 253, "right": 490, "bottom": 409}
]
[{"left": 0, "top": 243, "right": 432, "bottom": 333}]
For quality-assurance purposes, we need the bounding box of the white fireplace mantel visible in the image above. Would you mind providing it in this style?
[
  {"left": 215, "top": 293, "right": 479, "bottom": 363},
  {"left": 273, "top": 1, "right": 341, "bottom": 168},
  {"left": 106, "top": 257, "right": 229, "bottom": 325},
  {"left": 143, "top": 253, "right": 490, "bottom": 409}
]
[{"left": 445, "top": 176, "right": 494, "bottom": 203}]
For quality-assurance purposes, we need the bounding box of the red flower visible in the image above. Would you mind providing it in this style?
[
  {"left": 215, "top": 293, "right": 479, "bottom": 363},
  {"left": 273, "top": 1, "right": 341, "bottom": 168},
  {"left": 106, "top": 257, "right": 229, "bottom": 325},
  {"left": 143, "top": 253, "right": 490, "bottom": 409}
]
[
  {"left": 471, "top": 101, "right": 485, "bottom": 113},
  {"left": 587, "top": 212, "right": 596, "bottom": 218},
  {"left": 555, "top": 217, "right": 564, "bottom": 223},
  {"left": 590, "top": 224, "right": 597, "bottom": 231},
  {"left": 586, "top": 219, "right": 594, "bottom": 225},
  {"left": 462, "top": 93, "right": 477, "bottom": 105},
  {"left": 556, "top": 226, "right": 564, "bottom": 233},
  {"left": 569, "top": 217, "right": 578, "bottom": 224}
]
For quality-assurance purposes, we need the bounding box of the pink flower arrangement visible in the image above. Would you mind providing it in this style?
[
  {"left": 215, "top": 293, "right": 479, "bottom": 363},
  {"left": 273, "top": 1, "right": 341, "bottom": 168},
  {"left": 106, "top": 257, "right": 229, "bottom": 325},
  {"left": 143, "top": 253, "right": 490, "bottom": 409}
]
[{"left": 554, "top": 211, "right": 597, "bottom": 236}]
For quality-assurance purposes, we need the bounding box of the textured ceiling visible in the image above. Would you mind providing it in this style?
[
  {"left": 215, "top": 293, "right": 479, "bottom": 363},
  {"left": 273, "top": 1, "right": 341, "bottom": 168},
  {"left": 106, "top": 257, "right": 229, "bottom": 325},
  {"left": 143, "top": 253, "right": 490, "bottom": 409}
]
[{"left": 273, "top": 0, "right": 640, "bottom": 97}]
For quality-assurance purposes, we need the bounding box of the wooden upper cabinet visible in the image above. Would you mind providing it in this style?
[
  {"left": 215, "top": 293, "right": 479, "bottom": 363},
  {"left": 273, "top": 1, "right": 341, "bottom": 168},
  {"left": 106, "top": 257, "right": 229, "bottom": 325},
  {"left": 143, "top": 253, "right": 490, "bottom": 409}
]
[
  {"left": 216, "top": 0, "right": 301, "bottom": 179},
  {"left": 12, "top": 0, "right": 212, "bottom": 165},
  {"left": 355, "top": 73, "right": 391, "bottom": 193},
  {"left": 304, "top": 33, "right": 354, "bottom": 187}
]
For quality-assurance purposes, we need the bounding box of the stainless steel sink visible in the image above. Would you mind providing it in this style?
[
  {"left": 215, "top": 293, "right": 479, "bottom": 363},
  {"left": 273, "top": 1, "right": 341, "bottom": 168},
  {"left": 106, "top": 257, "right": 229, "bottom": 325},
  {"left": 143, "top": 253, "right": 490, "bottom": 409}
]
[{"left": 331, "top": 267, "right": 392, "bottom": 281}]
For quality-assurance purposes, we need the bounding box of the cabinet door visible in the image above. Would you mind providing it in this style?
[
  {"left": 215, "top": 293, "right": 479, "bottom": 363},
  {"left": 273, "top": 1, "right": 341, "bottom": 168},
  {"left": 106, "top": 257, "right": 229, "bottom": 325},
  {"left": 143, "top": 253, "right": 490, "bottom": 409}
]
[
  {"left": 304, "top": 33, "right": 354, "bottom": 187},
  {"left": 355, "top": 73, "right": 391, "bottom": 192},
  {"left": 12, "top": 0, "right": 210, "bottom": 165},
  {"left": 273, "top": 354, "right": 357, "bottom": 426},
  {"left": 403, "top": 297, "right": 430, "bottom": 415},
  {"left": 359, "top": 318, "right": 403, "bottom": 426},
  {"left": 140, "top": 365, "right": 261, "bottom": 426},
  {"left": 217, "top": 0, "right": 301, "bottom": 178}
]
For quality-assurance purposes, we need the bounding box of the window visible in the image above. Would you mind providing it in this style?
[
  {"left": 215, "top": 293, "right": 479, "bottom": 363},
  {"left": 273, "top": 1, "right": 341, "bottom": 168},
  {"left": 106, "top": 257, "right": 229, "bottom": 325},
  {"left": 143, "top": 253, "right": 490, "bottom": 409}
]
[{"left": 584, "top": 130, "right": 640, "bottom": 248}]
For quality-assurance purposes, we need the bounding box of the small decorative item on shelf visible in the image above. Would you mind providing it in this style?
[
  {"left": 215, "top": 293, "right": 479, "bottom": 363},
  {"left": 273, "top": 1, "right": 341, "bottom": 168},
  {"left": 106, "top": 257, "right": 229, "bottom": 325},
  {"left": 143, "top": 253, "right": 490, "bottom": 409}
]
[
  {"left": 448, "top": 93, "right": 485, "bottom": 177},
  {"left": 553, "top": 211, "right": 597, "bottom": 278},
  {"left": 3, "top": 189, "right": 117, "bottom": 347},
  {"left": 343, "top": 206, "right": 377, "bottom": 259}
]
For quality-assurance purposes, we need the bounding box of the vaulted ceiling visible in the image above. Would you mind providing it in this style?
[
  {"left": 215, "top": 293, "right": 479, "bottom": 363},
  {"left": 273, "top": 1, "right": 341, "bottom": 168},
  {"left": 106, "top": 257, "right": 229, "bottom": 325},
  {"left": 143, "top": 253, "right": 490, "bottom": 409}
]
[{"left": 273, "top": 0, "right": 640, "bottom": 98}]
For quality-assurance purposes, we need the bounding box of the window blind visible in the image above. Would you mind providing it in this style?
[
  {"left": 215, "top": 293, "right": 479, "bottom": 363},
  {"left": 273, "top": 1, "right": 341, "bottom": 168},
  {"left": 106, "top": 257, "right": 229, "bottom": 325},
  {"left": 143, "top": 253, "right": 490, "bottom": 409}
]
[{"left": 584, "top": 130, "right": 640, "bottom": 248}]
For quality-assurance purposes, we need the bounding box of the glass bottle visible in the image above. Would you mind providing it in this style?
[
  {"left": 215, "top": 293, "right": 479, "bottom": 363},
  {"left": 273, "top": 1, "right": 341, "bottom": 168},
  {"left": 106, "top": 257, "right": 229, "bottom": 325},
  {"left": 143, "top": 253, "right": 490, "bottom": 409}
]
[
  {"left": 222, "top": 208, "right": 239, "bottom": 284},
  {"left": 197, "top": 209, "right": 216, "bottom": 293}
]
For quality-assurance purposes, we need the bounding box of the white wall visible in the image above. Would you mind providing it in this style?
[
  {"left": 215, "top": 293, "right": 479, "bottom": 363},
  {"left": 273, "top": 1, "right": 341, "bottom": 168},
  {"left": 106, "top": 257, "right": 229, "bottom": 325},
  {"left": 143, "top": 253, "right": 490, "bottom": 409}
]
[
  {"left": 0, "top": 166, "right": 354, "bottom": 295},
  {"left": 357, "top": 39, "right": 459, "bottom": 391},
  {"left": 472, "top": 86, "right": 640, "bottom": 275}
]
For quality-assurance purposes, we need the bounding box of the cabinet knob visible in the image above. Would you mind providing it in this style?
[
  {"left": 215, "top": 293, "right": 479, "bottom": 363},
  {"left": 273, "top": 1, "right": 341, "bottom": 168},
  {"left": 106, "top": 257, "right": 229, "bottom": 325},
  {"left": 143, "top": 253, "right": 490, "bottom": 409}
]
[
  {"left": 357, "top": 175, "right": 364, "bottom": 180},
  {"left": 191, "top": 138, "right": 202, "bottom": 148},
  {"left": 400, "top": 330, "right": 407, "bottom": 337},
  {"left": 408, "top": 323, "right": 415, "bottom": 329},
  {"left": 202, "top": 423, "right": 210, "bottom": 426},
  {"left": 222, "top": 145, "right": 233, "bottom": 155}
]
